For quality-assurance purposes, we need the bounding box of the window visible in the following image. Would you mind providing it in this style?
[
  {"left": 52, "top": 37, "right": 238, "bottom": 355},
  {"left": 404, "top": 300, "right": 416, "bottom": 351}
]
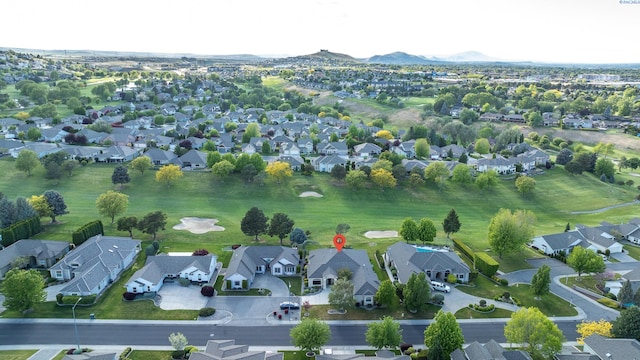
[
  {"left": 55, "top": 270, "right": 63, "bottom": 278},
  {"left": 312, "top": 279, "right": 321, "bottom": 286},
  {"left": 132, "top": 287, "right": 137, "bottom": 293},
  {"left": 234, "top": 281, "right": 240, "bottom": 287},
  {"left": 457, "top": 274, "right": 464, "bottom": 279},
  {"left": 274, "top": 267, "right": 281, "bottom": 274}
]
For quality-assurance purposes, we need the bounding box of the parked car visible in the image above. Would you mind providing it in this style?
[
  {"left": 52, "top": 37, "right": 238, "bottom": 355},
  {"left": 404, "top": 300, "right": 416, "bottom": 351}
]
[
  {"left": 280, "top": 301, "right": 300, "bottom": 310},
  {"left": 431, "top": 281, "right": 451, "bottom": 293}
]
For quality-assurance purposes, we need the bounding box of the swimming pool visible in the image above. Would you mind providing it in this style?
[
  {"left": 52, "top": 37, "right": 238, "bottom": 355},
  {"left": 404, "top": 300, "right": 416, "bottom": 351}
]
[{"left": 413, "top": 245, "right": 450, "bottom": 253}]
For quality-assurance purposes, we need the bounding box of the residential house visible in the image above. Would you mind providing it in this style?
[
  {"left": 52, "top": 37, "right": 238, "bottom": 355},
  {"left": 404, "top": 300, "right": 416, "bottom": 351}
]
[
  {"left": 475, "top": 155, "right": 516, "bottom": 174},
  {"left": 175, "top": 149, "right": 208, "bottom": 169},
  {"left": 125, "top": 254, "right": 217, "bottom": 293},
  {"left": 306, "top": 248, "right": 380, "bottom": 306},
  {"left": 144, "top": 148, "right": 177, "bottom": 166},
  {"left": 190, "top": 339, "right": 283, "bottom": 360},
  {"left": 318, "top": 141, "right": 348, "bottom": 157},
  {"left": 312, "top": 154, "right": 347, "bottom": 173},
  {"left": 385, "top": 242, "right": 471, "bottom": 284},
  {"left": 516, "top": 149, "right": 550, "bottom": 171},
  {"left": 318, "top": 350, "right": 407, "bottom": 360},
  {"left": 49, "top": 235, "right": 141, "bottom": 296},
  {"left": 450, "top": 340, "right": 532, "bottom": 360},
  {"left": 0, "top": 139, "right": 25, "bottom": 156},
  {"left": 0, "top": 239, "right": 70, "bottom": 278},
  {"left": 582, "top": 334, "right": 640, "bottom": 359},
  {"left": 41, "top": 127, "right": 69, "bottom": 142},
  {"left": 353, "top": 143, "right": 382, "bottom": 159},
  {"left": 575, "top": 224, "right": 623, "bottom": 254},
  {"left": 530, "top": 232, "right": 588, "bottom": 256},
  {"left": 94, "top": 145, "right": 142, "bottom": 163},
  {"left": 12, "top": 142, "right": 62, "bottom": 158},
  {"left": 279, "top": 142, "right": 300, "bottom": 156},
  {"left": 278, "top": 155, "right": 305, "bottom": 171},
  {"left": 224, "top": 246, "right": 299, "bottom": 290}
]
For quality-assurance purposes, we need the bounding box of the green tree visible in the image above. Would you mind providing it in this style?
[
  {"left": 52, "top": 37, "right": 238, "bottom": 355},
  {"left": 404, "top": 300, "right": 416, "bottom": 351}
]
[
  {"left": 531, "top": 264, "right": 551, "bottom": 298},
  {"left": 633, "top": 287, "right": 640, "bottom": 307},
  {"left": 374, "top": 280, "right": 396, "bottom": 308},
  {"left": 43, "top": 190, "right": 67, "bottom": 223},
  {"left": 290, "top": 318, "right": 331, "bottom": 353},
  {"left": 206, "top": 151, "right": 222, "bottom": 168},
  {"left": 612, "top": 307, "right": 640, "bottom": 340},
  {"left": 328, "top": 278, "right": 354, "bottom": 312},
  {"left": 399, "top": 218, "right": 418, "bottom": 243},
  {"left": 417, "top": 218, "right": 437, "bottom": 244},
  {"left": 330, "top": 165, "right": 347, "bottom": 182},
  {"left": 130, "top": 156, "right": 152, "bottom": 175},
  {"left": 451, "top": 164, "right": 472, "bottom": 184},
  {"left": 424, "top": 311, "right": 464, "bottom": 357},
  {"left": 366, "top": 316, "right": 403, "bottom": 350},
  {"left": 15, "top": 150, "right": 40, "bottom": 176},
  {"left": 476, "top": 170, "right": 499, "bottom": 190},
  {"left": 117, "top": 216, "right": 138, "bottom": 237},
  {"left": 111, "top": 165, "right": 130, "bottom": 189},
  {"left": 242, "top": 123, "right": 261, "bottom": 143},
  {"left": 504, "top": 307, "right": 564, "bottom": 358},
  {"left": 567, "top": 246, "right": 605, "bottom": 278},
  {"left": 403, "top": 272, "right": 430, "bottom": 312},
  {"left": 168, "top": 332, "right": 188, "bottom": 351},
  {"left": 474, "top": 138, "right": 490, "bottom": 154},
  {"left": 26, "top": 127, "right": 42, "bottom": 141},
  {"left": 372, "top": 159, "right": 393, "bottom": 172},
  {"left": 1, "top": 269, "right": 46, "bottom": 312},
  {"left": 424, "top": 162, "right": 449, "bottom": 189},
  {"left": 564, "top": 161, "right": 583, "bottom": 175},
  {"left": 442, "top": 208, "right": 461, "bottom": 239},
  {"left": 289, "top": 227, "right": 307, "bottom": 245},
  {"left": 414, "top": 138, "right": 430, "bottom": 159},
  {"left": 487, "top": 208, "right": 535, "bottom": 258},
  {"left": 136, "top": 211, "right": 167, "bottom": 240},
  {"left": 345, "top": 170, "right": 367, "bottom": 189},
  {"left": 241, "top": 207, "right": 269, "bottom": 241},
  {"left": 515, "top": 176, "right": 536, "bottom": 198},
  {"left": 96, "top": 191, "right": 129, "bottom": 224},
  {"left": 595, "top": 158, "right": 615, "bottom": 178},
  {"left": 268, "top": 212, "right": 295, "bottom": 246},
  {"left": 212, "top": 160, "right": 235, "bottom": 181},
  {"left": 619, "top": 279, "right": 634, "bottom": 305}
]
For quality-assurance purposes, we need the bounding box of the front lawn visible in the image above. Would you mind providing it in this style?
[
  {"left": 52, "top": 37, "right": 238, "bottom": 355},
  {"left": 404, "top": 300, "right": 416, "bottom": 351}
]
[
  {"left": 0, "top": 350, "right": 38, "bottom": 360},
  {"left": 454, "top": 307, "right": 514, "bottom": 319},
  {"left": 304, "top": 303, "right": 441, "bottom": 321},
  {"left": 127, "top": 350, "right": 173, "bottom": 360},
  {"left": 624, "top": 244, "right": 640, "bottom": 261}
]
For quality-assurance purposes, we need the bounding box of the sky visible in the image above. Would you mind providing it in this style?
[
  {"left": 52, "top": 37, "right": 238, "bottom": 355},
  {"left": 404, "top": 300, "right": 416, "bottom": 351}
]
[{"left": 3, "top": 0, "right": 640, "bottom": 64}]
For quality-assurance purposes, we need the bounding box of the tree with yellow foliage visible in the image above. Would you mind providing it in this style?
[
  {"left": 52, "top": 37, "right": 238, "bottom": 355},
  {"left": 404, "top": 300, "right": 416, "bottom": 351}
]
[
  {"left": 265, "top": 161, "right": 292, "bottom": 184},
  {"left": 28, "top": 195, "right": 53, "bottom": 219},
  {"left": 576, "top": 319, "right": 612, "bottom": 344},
  {"left": 370, "top": 168, "right": 396, "bottom": 190},
  {"left": 375, "top": 130, "right": 393, "bottom": 140},
  {"left": 155, "top": 164, "right": 183, "bottom": 187}
]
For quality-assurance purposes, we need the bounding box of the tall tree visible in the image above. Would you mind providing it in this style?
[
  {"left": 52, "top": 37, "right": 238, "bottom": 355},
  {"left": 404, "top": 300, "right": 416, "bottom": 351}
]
[
  {"left": 241, "top": 207, "right": 269, "bottom": 241},
  {"left": 345, "top": 170, "right": 367, "bottom": 189},
  {"left": 1, "top": 268, "right": 46, "bottom": 312},
  {"left": 611, "top": 306, "right": 640, "bottom": 340},
  {"left": 403, "top": 272, "right": 430, "bottom": 312},
  {"left": 15, "top": 150, "right": 40, "bottom": 176},
  {"left": 328, "top": 278, "right": 354, "bottom": 312},
  {"left": 366, "top": 316, "right": 403, "bottom": 350},
  {"left": 487, "top": 208, "right": 535, "bottom": 258},
  {"left": 130, "top": 156, "right": 152, "bottom": 175},
  {"left": 27, "top": 195, "right": 53, "bottom": 220},
  {"left": 290, "top": 318, "right": 331, "bottom": 354},
  {"left": 136, "top": 211, "right": 167, "bottom": 240},
  {"left": 330, "top": 165, "right": 347, "bottom": 182},
  {"left": 417, "top": 218, "right": 437, "bottom": 244},
  {"left": 474, "top": 138, "right": 490, "bottom": 154},
  {"left": 265, "top": 161, "right": 293, "bottom": 184},
  {"left": 399, "top": 218, "right": 418, "bottom": 243},
  {"left": 111, "top": 165, "right": 130, "bottom": 189},
  {"left": 168, "top": 332, "right": 188, "bottom": 351},
  {"left": 530, "top": 264, "right": 551, "bottom": 298},
  {"left": 289, "top": 227, "right": 307, "bottom": 245},
  {"left": 370, "top": 168, "right": 397, "bottom": 190},
  {"left": 634, "top": 287, "right": 640, "bottom": 307},
  {"left": 515, "top": 176, "right": 536, "bottom": 198},
  {"left": 566, "top": 247, "right": 605, "bottom": 278},
  {"left": 212, "top": 160, "right": 235, "bottom": 181},
  {"left": 43, "top": 190, "right": 68, "bottom": 223},
  {"left": 414, "top": 138, "right": 430, "bottom": 159},
  {"left": 424, "top": 311, "right": 464, "bottom": 357},
  {"left": 475, "top": 170, "right": 499, "bottom": 191},
  {"left": 451, "top": 164, "right": 472, "bottom": 184},
  {"left": 374, "top": 280, "right": 396, "bottom": 308},
  {"left": 442, "top": 209, "right": 461, "bottom": 239},
  {"left": 268, "top": 212, "right": 295, "bottom": 245},
  {"left": 0, "top": 196, "right": 16, "bottom": 228},
  {"left": 117, "top": 216, "right": 138, "bottom": 237},
  {"left": 96, "top": 191, "right": 129, "bottom": 224},
  {"left": 504, "top": 307, "right": 564, "bottom": 358},
  {"left": 618, "top": 279, "right": 634, "bottom": 305},
  {"left": 14, "top": 197, "right": 37, "bottom": 222},
  {"left": 424, "top": 162, "right": 449, "bottom": 188},
  {"left": 155, "top": 164, "right": 183, "bottom": 187}
]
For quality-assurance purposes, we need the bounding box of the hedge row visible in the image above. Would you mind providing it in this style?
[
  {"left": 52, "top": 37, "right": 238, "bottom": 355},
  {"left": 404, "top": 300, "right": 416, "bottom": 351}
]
[
  {"left": 452, "top": 238, "right": 474, "bottom": 261},
  {"left": 475, "top": 252, "right": 499, "bottom": 278},
  {"left": 0, "top": 217, "right": 42, "bottom": 246},
  {"left": 72, "top": 220, "right": 104, "bottom": 246}
]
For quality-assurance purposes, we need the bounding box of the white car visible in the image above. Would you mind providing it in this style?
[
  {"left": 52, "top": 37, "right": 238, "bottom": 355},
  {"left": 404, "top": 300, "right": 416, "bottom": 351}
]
[{"left": 431, "top": 281, "right": 451, "bottom": 293}]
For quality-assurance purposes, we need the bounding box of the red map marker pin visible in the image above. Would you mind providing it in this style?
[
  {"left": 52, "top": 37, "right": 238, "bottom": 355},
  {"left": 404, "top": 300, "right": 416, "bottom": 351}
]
[{"left": 333, "top": 234, "right": 346, "bottom": 252}]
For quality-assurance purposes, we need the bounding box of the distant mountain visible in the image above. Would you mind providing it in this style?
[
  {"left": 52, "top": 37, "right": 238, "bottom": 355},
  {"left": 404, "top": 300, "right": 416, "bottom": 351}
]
[
  {"left": 366, "top": 52, "right": 440, "bottom": 65},
  {"left": 295, "top": 49, "right": 360, "bottom": 62},
  {"left": 435, "top": 51, "right": 504, "bottom": 63}
]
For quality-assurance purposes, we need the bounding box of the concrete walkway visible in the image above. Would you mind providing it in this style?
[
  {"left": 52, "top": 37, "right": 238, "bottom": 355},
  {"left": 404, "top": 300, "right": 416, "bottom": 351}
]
[{"left": 27, "top": 349, "right": 62, "bottom": 360}]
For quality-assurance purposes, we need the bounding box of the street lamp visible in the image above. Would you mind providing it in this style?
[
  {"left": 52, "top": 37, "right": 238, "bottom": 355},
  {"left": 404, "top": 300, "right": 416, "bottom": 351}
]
[
  {"left": 288, "top": 282, "right": 292, "bottom": 321},
  {"left": 72, "top": 297, "right": 82, "bottom": 352}
]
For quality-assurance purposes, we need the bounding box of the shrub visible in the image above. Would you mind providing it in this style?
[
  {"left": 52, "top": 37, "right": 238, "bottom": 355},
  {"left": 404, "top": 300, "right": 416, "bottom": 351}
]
[
  {"left": 597, "top": 297, "right": 619, "bottom": 309},
  {"left": 119, "top": 347, "right": 132, "bottom": 360},
  {"left": 404, "top": 347, "right": 415, "bottom": 355},
  {"left": 171, "top": 350, "right": 185, "bottom": 359},
  {"left": 201, "top": 286, "right": 215, "bottom": 297},
  {"left": 184, "top": 345, "right": 198, "bottom": 354},
  {"left": 452, "top": 238, "right": 474, "bottom": 261},
  {"left": 192, "top": 249, "right": 209, "bottom": 256},
  {"left": 606, "top": 292, "right": 617, "bottom": 301},
  {"left": 199, "top": 307, "right": 216, "bottom": 317},
  {"left": 145, "top": 244, "right": 156, "bottom": 257},
  {"left": 179, "top": 278, "right": 191, "bottom": 286},
  {"left": 431, "top": 293, "right": 444, "bottom": 305},
  {"left": 56, "top": 293, "right": 64, "bottom": 304},
  {"left": 152, "top": 240, "right": 160, "bottom": 251},
  {"left": 475, "top": 252, "right": 499, "bottom": 277},
  {"left": 511, "top": 296, "right": 522, "bottom": 306},
  {"left": 446, "top": 273, "right": 457, "bottom": 283},
  {"left": 123, "top": 292, "right": 136, "bottom": 301},
  {"left": 502, "top": 291, "right": 510, "bottom": 300},
  {"left": 479, "top": 299, "right": 487, "bottom": 307},
  {"left": 499, "top": 278, "right": 508, "bottom": 286},
  {"left": 400, "top": 344, "right": 413, "bottom": 354}
]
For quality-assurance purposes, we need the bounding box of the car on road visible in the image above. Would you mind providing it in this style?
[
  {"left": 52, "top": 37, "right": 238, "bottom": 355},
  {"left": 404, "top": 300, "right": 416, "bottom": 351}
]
[
  {"left": 430, "top": 281, "right": 451, "bottom": 293},
  {"left": 280, "top": 301, "right": 300, "bottom": 310}
]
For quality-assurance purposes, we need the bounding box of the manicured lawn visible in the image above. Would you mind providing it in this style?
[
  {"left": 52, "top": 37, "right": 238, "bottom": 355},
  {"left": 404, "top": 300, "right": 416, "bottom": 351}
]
[
  {"left": 624, "top": 244, "right": 640, "bottom": 261},
  {"left": 281, "top": 350, "right": 316, "bottom": 360},
  {"left": 213, "top": 276, "right": 274, "bottom": 296},
  {"left": 304, "top": 304, "right": 441, "bottom": 320},
  {"left": 127, "top": 350, "right": 173, "bottom": 360},
  {"left": 564, "top": 275, "right": 602, "bottom": 294},
  {"left": 0, "top": 350, "right": 38, "bottom": 360},
  {"left": 454, "top": 307, "right": 514, "bottom": 319},
  {"left": 457, "top": 276, "right": 577, "bottom": 317}
]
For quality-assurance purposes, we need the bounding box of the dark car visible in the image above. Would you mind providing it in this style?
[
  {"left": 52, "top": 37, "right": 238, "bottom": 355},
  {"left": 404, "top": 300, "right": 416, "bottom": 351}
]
[{"left": 279, "top": 301, "right": 300, "bottom": 310}]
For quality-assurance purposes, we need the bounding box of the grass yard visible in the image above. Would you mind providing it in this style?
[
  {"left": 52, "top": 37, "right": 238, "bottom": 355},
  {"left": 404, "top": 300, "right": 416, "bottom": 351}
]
[
  {"left": 624, "top": 244, "right": 640, "bottom": 260},
  {"left": 0, "top": 350, "right": 38, "bottom": 360},
  {"left": 127, "top": 350, "right": 173, "bottom": 360},
  {"left": 304, "top": 303, "right": 440, "bottom": 321},
  {"left": 454, "top": 307, "right": 514, "bottom": 319}
]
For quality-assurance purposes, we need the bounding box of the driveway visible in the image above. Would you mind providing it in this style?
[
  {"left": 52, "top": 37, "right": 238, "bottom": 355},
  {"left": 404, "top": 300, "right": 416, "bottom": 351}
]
[
  {"left": 157, "top": 283, "right": 209, "bottom": 310},
  {"left": 610, "top": 250, "right": 636, "bottom": 263}
]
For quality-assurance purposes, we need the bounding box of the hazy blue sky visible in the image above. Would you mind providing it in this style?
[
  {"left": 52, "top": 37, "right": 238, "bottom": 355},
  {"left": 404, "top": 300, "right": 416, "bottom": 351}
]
[{"left": 4, "top": 0, "right": 640, "bottom": 63}]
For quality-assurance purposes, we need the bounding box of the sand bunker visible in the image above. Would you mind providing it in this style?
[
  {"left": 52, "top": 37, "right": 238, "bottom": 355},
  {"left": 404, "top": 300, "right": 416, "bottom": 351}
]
[
  {"left": 173, "top": 217, "right": 225, "bottom": 234},
  {"left": 364, "top": 230, "right": 398, "bottom": 239},
  {"left": 299, "top": 191, "right": 323, "bottom": 198}
]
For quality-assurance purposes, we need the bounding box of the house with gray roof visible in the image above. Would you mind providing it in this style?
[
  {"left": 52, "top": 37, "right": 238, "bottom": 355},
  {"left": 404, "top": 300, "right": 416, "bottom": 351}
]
[
  {"left": 125, "top": 254, "right": 217, "bottom": 293},
  {"left": 224, "top": 246, "right": 299, "bottom": 290},
  {"left": 318, "top": 141, "right": 348, "bottom": 157},
  {"left": 318, "top": 350, "right": 407, "bottom": 360},
  {"left": 575, "top": 224, "right": 623, "bottom": 254},
  {"left": 144, "top": 148, "right": 177, "bottom": 165},
  {"left": 353, "top": 142, "right": 382, "bottom": 159},
  {"left": 49, "top": 235, "right": 141, "bottom": 296},
  {"left": 582, "top": 334, "right": 640, "bottom": 359},
  {"left": 0, "top": 239, "right": 70, "bottom": 278},
  {"left": 385, "top": 242, "right": 471, "bottom": 284},
  {"left": 94, "top": 145, "right": 142, "bottom": 163},
  {"left": 450, "top": 339, "right": 532, "bottom": 360},
  {"left": 307, "top": 248, "right": 380, "bottom": 306},
  {"left": 190, "top": 339, "right": 283, "bottom": 360},
  {"left": 312, "top": 154, "right": 348, "bottom": 173},
  {"left": 175, "top": 149, "right": 208, "bottom": 169},
  {"left": 529, "top": 232, "right": 588, "bottom": 256}
]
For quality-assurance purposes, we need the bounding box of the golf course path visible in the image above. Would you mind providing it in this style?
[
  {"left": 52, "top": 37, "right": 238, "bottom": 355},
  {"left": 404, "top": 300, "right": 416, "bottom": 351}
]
[{"left": 570, "top": 200, "right": 639, "bottom": 214}]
